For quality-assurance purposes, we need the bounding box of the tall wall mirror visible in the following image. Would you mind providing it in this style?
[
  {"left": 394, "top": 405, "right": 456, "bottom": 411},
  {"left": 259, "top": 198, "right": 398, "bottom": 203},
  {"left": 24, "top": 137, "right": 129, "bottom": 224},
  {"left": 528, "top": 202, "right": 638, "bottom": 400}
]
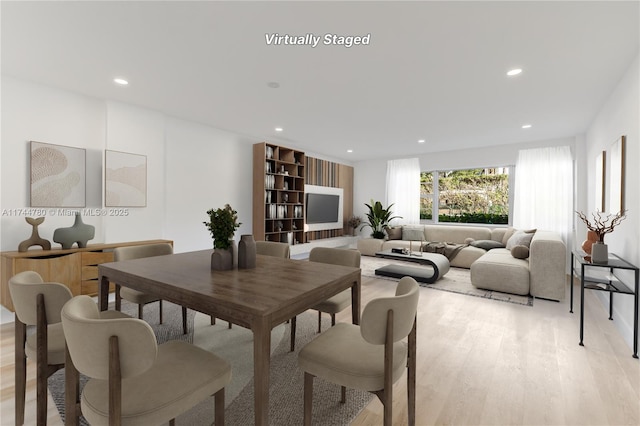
[{"left": 608, "top": 135, "right": 626, "bottom": 214}]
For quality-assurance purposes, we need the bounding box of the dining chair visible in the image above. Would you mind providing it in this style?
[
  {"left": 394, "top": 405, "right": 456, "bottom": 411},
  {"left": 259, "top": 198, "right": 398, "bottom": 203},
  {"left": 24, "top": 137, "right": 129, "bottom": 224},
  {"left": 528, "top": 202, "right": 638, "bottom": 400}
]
[
  {"left": 298, "top": 276, "right": 419, "bottom": 426},
  {"left": 289, "top": 247, "right": 360, "bottom": 351},
  {"left": 62, "top": 295, "right": 232, "bottom": 426},
  {"left": 256, "top": 240, "right": 291, "bottom": 258},
  {"left": 8, "top": 271, "right": 129, "bottom": 426},
  {"left": 113, "top": 243, "right": 190, "bottom": 334}
]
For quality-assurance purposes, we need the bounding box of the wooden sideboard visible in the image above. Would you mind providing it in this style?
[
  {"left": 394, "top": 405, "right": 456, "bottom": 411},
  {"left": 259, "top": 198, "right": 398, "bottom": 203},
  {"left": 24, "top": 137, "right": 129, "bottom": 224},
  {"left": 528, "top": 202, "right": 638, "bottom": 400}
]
[{"left": 0, "top": 239, "right": 173, "bottom": 312}]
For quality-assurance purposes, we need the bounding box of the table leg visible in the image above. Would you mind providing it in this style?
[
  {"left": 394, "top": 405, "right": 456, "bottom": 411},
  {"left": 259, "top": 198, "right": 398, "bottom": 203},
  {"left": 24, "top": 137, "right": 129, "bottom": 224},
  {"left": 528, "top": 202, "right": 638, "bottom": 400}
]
[
  {"left": 634, "top": 270, "right": 639, "bottom": 359},
  {"left": 570, "top": 252, "right": 575, "bottom": 313},
  {"left": 98, "top": 275, "right": 109, "bottom": 311},
  {"left": 351, "top": 276, "right": 361, "bottom": 325},
  {"left": 253, "top": 318, "right": 271, "bottom": 425},
  {"left": 580, "top": 264, "right": 585, "bottom": 347}
]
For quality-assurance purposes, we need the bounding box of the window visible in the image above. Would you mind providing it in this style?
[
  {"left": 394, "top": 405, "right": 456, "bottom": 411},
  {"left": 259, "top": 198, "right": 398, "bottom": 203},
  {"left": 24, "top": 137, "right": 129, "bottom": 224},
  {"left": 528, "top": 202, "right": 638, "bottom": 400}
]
[{"left": 420, "top": 168, "right": 510, "bottom": 224}]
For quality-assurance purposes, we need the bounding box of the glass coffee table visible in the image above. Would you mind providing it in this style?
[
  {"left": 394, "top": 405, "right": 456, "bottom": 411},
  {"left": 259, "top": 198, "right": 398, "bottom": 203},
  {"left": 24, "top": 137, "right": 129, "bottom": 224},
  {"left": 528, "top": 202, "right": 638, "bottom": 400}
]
[{"left": 375, "top": 249, "right": 450, "bottom": 283}]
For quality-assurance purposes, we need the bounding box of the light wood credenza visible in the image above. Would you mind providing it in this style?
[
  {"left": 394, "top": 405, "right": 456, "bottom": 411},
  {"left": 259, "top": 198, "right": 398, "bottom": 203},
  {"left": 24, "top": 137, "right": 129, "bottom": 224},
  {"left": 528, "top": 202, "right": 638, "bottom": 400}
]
[{"left": 0, "top": 239, "right": 173, "bottom": 312}]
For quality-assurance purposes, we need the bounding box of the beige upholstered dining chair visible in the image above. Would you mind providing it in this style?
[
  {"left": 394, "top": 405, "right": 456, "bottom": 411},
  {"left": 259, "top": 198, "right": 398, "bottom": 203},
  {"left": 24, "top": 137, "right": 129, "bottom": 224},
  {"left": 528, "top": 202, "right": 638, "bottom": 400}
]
[
  {"left": 289, "top": 247, "right": 361, "bottom": 351},
  {"left": 256, "top": 240, "right": 291, "bottom": 258},
  {"left": 62, "top": 295, "right": 232, "bottom": 426},
  {"left": 298, "top": 276, "right": 420, "bottom": 426},
  {"left": 113, "top": 243, "right": 191, "bottom": 334},
  {"left": 8, "top": 271, "right": 129, "bottom": 426}
]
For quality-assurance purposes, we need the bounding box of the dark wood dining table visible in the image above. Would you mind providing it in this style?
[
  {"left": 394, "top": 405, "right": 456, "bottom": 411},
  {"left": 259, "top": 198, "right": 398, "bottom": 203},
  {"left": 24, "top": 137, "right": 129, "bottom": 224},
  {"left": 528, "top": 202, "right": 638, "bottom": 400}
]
[{"left": 96, "top": 249, "right": 361, "bottom": 425}]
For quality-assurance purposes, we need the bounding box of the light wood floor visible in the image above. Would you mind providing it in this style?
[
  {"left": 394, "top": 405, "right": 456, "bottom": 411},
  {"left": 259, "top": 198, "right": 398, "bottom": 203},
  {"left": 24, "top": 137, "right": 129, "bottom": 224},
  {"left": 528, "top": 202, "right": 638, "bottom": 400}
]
[{"left": 1, "top": 275, "right": 638, "bottom": 425}]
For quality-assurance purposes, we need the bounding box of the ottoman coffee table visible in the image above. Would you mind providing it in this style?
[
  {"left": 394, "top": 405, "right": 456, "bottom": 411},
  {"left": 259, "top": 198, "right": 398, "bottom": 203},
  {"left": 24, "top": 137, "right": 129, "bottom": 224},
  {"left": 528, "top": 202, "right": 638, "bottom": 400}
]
[{"left": 375, "top": 250, "right": 450, "bottom": 284}]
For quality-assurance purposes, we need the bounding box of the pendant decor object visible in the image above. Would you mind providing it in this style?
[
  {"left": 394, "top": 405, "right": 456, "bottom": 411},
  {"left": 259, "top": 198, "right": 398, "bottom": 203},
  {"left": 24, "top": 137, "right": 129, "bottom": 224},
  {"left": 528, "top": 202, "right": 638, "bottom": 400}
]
[
  {"left": 18, "top": 217, "right": 51, "bottom": 252},
  {"left": 581, "top": 230, "right": 599, "bottom": 255},
  {"left": 238, "top": 234, "right": 257, "bottom": 269},
  {"left": 211, "top": 249, "right": 233, "bottom": 271},
  {"left": 590, "top": 241, "right": 609, "bottom": 264},
  {"left": 53, "top": 212, "right": 95, "bottom": 249}
]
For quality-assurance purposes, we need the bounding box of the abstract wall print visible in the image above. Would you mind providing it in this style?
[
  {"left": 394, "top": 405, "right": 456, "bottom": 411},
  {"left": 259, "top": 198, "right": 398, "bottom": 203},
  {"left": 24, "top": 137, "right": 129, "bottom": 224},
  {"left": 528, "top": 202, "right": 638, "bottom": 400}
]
[
  {"left": 608, "top": 135, "right": 626, "bottom": 214},
  {"left": 30, "top": 141, "right": 86, "bottom": 207},
  {"left": 105, "top": 150, "right": 147, "bottom": 207}
]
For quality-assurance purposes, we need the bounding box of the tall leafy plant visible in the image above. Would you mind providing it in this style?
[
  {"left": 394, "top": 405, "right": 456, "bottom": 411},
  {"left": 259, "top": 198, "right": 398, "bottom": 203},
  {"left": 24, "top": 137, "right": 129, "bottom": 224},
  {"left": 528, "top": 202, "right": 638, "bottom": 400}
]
[
  {"left": 204, "top": 204, "right": 241, "bottom": 249},
  {"left": 360, "top": 200, "right": 402, "bottom": 239}
]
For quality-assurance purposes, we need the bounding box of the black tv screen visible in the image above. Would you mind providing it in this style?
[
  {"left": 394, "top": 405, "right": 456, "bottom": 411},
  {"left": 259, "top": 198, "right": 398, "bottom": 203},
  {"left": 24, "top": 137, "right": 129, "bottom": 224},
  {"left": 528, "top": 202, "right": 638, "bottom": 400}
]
[{"left": 306, "top": 193, "right": 340, "bottom": 224}]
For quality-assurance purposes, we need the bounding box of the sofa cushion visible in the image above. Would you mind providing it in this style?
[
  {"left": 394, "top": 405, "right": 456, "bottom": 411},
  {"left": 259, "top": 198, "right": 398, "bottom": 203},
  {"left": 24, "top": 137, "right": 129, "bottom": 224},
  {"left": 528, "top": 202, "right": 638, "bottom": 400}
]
[
  {"left": 470, "top": 240, "right": 506, "bottom": 250},
  {"left": 402, "top": 226, "right": 425, "bottom": 241},
  {"left": 501, "top": 227, "right": 517, "bottom": 245},
  {"left": 386, "top": 226, "right": 402, "bottom": 240},
  {"left": 471, "top": 249, "right": 530, "bottom": 295},
  {"left": 424, "top": 225, "right": 491, "bottom": 244},
  {"left": 506, "top": 230, "right": 535, "bottom": 250},
  {"left": 510, "top": 245, "right": 530, "bottom": 259}
]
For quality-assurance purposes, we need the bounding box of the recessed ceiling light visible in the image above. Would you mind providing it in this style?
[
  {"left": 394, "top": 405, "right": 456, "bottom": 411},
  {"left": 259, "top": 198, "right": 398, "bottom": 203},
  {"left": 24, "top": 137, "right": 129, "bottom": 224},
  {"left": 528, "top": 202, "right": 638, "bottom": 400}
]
[
  {"left": 507, "top": 68, "right": 522, "bottom": 76},
  {"left": 347, "top": 149, "right": 353, "bottom": 153},
  {"left": 522, "top": 124, "right": 532, "bottom": 129},
  {"left": 267, "top": 82, "right": 280, "bottom": 89},
  {"left": 113, "top": 78, "right": 129, "bottom": 85},
  {"left": 418, "top": 139, "right": 426, "bottom": 144},
  {"left": 275, "top": 127, "right": 283, "bottom": 132}
]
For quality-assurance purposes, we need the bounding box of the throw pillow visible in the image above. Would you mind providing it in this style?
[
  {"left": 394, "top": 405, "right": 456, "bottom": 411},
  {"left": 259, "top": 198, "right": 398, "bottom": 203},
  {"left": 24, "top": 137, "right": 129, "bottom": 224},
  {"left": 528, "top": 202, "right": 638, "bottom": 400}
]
[
  {"left": 470, "top": 240, "right": 506, "bottom": 250},
  {"left": 386, "top": 226, "right": 402, "bottom": 240},
  {"left": 506, "top": 230, "right": 535, "bottom": 250},
  {"left": 511, "top": 245, "right": 530, "bottom": 259},
  {"left": 501, "top": 227, "right": 517, "bottom": 245},
  {"left": 402, "top": 226, "right": 425, "bottom": 241}
]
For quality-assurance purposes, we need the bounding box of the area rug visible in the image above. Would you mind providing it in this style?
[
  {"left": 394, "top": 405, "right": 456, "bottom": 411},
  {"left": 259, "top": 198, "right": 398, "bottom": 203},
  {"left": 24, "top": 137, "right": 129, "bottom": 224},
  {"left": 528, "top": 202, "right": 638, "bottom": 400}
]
[
  {"left": 49, "top": 301, "right": 373, "bottom": 425},
  {"left": 361, "top": 255, "right": 533, "bottom": 307}
]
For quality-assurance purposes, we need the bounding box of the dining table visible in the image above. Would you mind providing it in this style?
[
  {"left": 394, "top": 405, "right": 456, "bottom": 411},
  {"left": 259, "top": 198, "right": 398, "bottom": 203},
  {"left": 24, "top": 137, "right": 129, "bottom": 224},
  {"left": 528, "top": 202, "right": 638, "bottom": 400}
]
[{"left": 95, "top": 249, "right": 361, "bottom": 425}]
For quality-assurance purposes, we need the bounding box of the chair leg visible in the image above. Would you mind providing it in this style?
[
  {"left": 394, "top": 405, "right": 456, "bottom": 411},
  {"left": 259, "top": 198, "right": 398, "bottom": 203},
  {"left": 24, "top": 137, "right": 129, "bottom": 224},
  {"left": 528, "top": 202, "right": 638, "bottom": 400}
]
[
  {"left": 290, "top": 316, "right": 297, "bottom": 352},
  {"left": 36, "top": 294, "right": 48, "bottom": 426},
  {"left": 65, "top": 344, "right": 80, "bottom": 426},
  {"left": 407, "top": 318, "right": 417, "bottom": 426},
  {"left": 214, "top": 388, "right": 225, "bottom": 426},
  {"left": 304, "top": 372, "right": 314, "bottom": 426},
  {"left": 228, "top": 321, "right": 232, "bottom": 329},
  {"left": 169, "top": 420, "right": 175, "bottom": 426},
  {"left": 182, "top": 307, "right": 188, "bottom": 334},
  {"left": 341, "top": 386, "right": 346, "bottom": 403},
  {"left": 138, "top": 304, "right": 144, "bottom": 320},
  {"left": 115, "top": 285, "right": 122, "bottom": 311},
  {"left": 159, "top": 300, "right": 163, "bottom": 324},
  {"left": 331, "top": 313, "right": 336, "bottom": 326},
  {"left": 317, "top": 311, "right": 322, "bottom": 333},
  {"left": 211, "top": 316, "right": 216, "bottom": 325},
  {"left": 14, "top": 319, "right": 26, "bottom": 426}
]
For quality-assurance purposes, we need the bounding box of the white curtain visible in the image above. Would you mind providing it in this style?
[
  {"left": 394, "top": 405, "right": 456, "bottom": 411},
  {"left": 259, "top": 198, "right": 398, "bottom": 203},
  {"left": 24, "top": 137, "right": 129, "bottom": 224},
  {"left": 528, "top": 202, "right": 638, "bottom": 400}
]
[
  {"left": 513, "top": 146, "right": 573, "bottom": 242},
  {"left": 386, "top": 158, "right": 421, "bottom": 225}
]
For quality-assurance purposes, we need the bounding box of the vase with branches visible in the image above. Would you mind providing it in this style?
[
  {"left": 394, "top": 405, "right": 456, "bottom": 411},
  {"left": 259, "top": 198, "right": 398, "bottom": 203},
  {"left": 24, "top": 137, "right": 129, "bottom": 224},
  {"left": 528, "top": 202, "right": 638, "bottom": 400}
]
[{"left": 576, "top": 210, "right": 627, "bottom": 243}]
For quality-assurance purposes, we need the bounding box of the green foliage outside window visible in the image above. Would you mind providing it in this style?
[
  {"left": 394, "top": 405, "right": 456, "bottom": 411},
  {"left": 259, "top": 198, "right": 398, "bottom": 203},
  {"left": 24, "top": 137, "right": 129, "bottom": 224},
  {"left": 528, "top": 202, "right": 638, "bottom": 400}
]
[{"left": 420, "top": 168, "right": 509, "bottom": 224}]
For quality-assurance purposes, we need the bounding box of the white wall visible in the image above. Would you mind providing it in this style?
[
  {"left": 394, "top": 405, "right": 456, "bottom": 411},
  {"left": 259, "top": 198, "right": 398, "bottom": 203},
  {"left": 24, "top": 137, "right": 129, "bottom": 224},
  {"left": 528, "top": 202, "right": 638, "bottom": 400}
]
[
  {"left": 583, "top": 54, "right": 639, "bottom": 350},
  {"left": 0, "top": 76, "right": 258, "bottom": 253},
  {"left": 164, "top": 117, "right": 256, "bottom": 253},
  {"left": 1, "top": 77, "right": 106, "bottom": 250}
]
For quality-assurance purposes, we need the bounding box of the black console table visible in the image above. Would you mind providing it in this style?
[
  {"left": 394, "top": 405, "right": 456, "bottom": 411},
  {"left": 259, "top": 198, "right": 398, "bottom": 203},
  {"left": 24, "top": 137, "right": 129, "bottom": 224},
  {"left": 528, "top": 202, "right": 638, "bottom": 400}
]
[{"left": 570, "top": 250, "right": 639, "bottom": 358}]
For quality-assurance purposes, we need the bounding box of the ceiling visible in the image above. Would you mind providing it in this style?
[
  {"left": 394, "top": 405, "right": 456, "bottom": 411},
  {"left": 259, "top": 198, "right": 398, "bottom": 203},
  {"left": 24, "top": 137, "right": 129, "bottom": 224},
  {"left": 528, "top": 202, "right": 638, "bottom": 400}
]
[{"left": 2, "top": 1, "right": 639, "bottom": 162}]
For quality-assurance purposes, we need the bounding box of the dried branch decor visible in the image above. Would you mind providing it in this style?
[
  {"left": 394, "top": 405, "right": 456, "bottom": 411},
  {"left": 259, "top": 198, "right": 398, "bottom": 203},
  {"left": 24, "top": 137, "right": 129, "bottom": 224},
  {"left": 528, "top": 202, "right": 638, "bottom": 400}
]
[{"left": 576, "top": 210, "right": 627, "bottom": 242}]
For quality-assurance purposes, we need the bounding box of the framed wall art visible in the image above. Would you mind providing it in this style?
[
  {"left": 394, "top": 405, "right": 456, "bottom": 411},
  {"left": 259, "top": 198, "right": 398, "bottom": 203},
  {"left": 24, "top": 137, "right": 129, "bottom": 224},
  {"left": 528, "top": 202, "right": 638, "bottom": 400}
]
[
  {"left": 608, "top": 135, "right": 626, "bottom": 214},
  {"left": 595, "top": 150, "right": 605, "bottom": 212},
  {"left": 105, "top": 150, "right": 147, "bottom": 207},
  {"left": 30, "top": 141, "right": 86, "bottom": 207}
]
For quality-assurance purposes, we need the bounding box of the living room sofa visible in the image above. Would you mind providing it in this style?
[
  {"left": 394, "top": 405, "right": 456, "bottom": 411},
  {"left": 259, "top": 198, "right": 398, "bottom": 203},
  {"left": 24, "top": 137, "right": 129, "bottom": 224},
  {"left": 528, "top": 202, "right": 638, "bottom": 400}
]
[{"left": 357, "top": 224, "right": 566, "bottom": 301}]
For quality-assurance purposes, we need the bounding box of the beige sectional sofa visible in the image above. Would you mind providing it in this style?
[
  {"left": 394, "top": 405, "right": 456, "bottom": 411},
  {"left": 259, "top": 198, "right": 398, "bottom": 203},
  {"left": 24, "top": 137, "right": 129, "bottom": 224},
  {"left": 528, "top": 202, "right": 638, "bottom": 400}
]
[{"left": 357, "top": 224, "right": 566, "bottom": 301}]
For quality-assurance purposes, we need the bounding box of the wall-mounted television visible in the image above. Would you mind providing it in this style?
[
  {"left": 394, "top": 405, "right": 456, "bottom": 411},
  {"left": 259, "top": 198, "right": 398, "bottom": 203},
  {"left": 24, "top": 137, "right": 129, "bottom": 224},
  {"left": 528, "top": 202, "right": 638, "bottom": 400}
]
[{"left": 305, "top": 184, "right": 343, "bottom": 232}]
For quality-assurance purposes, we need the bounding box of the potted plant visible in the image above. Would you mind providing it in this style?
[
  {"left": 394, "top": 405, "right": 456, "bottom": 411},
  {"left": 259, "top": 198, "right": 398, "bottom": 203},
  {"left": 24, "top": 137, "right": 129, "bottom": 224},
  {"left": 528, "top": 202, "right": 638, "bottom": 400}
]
[
  {"left": 204, "top": 204, "right": 241, "bottom": 269},
  {"left": 347, "top": 215, "right": 362, "bottom": 236},
  {"left": 360, "top": 200, "right": 402, "bottom": 239}
]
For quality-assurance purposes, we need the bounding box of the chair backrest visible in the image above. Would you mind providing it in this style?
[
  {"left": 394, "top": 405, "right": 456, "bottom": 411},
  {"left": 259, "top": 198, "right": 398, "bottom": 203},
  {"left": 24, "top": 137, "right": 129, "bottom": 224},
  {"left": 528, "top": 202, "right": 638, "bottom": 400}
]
[
  {"left": 255, "top": 241, "right": 290, "bottom": 258},
  {"left": 308, "top": 247, "right": 361, "bottom": 268},
  {"left": 62, "top": 295, "right": 158, "bottom": 380},
  {"left": 113, "top": 243, "right": 173, "bottom": 262},
  {"left": 9, "top": 271, "right": 73, "bottom": 326},
  {"left": 360, "top": 276, "right": 419, "bottom": 345}
]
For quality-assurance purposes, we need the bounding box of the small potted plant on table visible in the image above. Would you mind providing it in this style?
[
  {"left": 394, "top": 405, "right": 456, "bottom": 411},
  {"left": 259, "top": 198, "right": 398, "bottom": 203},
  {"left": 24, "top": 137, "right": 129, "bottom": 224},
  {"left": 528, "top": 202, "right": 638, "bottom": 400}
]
[{"left": 204, "top": 204, "right": 241, "bottom": 270}]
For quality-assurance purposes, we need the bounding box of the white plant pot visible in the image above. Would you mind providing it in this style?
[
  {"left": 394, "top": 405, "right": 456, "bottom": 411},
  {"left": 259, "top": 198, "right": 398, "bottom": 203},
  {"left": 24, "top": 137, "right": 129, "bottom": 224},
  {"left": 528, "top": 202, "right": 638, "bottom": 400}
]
[{"left": 591, "top": 241, "right": 609, "bottom": 264}]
